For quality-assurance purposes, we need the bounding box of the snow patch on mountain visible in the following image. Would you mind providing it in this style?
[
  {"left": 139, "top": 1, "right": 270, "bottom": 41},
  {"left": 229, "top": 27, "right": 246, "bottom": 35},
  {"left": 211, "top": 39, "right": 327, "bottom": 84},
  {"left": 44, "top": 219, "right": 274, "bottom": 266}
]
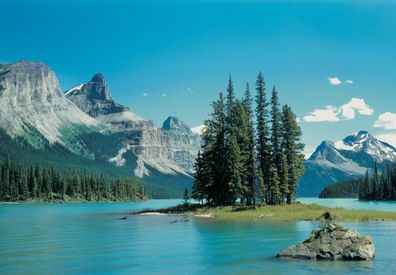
[
  {"left": 191, "top": 125, "right": 206, "bottom": 135},
  {"left": 134, "top": 156, "right": 150, "bottom": 178},
  {"left": 109, "top": 144, "right": 132, "bottom": 166}
]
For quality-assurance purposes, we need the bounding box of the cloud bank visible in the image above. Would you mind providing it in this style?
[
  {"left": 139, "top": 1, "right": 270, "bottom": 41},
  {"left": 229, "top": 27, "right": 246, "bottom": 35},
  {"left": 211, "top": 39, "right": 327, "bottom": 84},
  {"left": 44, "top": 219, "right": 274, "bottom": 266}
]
[
  {"left": 374, "top": 112, "right": 396, "bottom": 130},
  {"left": 304, "top": 98, "right": 374, "bottom": 122},
  {"left": 376, "top": 133, "right": 396, "bottom": 148}
]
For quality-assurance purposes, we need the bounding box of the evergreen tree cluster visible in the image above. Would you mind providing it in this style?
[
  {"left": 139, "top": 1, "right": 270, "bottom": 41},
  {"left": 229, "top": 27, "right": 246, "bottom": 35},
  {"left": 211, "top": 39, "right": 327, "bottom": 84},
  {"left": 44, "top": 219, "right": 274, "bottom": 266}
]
[
  {"left": 192, "top": 73, "right": 304, "bottom": 206},
  {"left": 359, "top": 162, "right": 396, "bottom": 201},
  {"left": 0, "top": 159, "right": 146, "bottom": 202},
  {"left": 318, "top": 162, "right": 396, "bottom": 201},
  {"left": 319, "top": 179, "right": 361, "bottom": 198}
]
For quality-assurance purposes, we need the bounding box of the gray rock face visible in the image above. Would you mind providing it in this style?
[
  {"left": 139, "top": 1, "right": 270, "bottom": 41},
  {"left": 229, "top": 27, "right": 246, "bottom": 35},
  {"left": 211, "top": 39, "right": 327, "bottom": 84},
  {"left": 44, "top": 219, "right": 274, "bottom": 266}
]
[
  {"left": 162, "top": 116, "right": 191, "bottom": 132},
  {"left": 0, "top": 60, "right": 201, "bottom": 195},
  {"left": 0, "top": 61, "right": 98, "bottom": 146},
  {"left": 65, "top": 73, "right": 202, "bottom": 177},
  {"left": 65, "top": 73, "right": 127, "bottom": 117},
  {"left": 277, "top": 223, "right": 375, "bottom": 261}
]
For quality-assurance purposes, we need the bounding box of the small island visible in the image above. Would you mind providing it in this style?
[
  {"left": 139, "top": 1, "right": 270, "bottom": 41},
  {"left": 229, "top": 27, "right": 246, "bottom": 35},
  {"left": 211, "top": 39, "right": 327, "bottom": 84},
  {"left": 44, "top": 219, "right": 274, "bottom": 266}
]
[{"left": 137, "top": 202, "right": 396, "bottom": 223}]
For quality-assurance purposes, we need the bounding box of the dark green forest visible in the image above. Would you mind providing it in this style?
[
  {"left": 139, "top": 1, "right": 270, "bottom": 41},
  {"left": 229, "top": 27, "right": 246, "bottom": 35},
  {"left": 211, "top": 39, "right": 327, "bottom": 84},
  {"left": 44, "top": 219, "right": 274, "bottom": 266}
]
[
  {"left": 319, "top": 162, "right": 396, "bottom": 201},
  {"left": 0, "top": 159, "right": 146, "bottom": 202},
  {"left": 192, "top": 73, "right": 305, "bottom": 206},
  {"left": 319, "top": 180, "right": 360, "bottom": 198},
  {"left": 0, "top": 129, "right": 189, "bottom": 199}
]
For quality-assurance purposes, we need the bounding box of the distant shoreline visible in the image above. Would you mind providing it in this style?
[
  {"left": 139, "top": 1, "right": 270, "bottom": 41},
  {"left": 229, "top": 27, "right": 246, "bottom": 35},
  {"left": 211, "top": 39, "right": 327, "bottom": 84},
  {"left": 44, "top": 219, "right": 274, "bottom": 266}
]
[{"left": 0, "top": 198, "right": 147, "bottom": 205}]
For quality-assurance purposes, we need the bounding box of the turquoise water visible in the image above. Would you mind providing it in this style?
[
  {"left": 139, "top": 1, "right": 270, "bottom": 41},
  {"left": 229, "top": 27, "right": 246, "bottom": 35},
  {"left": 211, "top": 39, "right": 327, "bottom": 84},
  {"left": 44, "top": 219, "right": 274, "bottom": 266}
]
[
  {"left": 1, "top": 199, "right": 396, "bottom": 274},
  {"left": 300, "top": 197, "right": 396, "bottom": 212}
]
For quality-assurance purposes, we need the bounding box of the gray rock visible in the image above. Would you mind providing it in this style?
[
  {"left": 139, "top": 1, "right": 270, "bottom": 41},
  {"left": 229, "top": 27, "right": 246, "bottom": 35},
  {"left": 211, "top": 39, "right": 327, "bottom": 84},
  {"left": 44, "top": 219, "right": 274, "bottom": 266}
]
[
  {"left": 162, "top": 116, "right": 191, "bottom": 133},
  {"left": 277, "top": 223, "right": 375, "bottom": 260},
  {"left": 0, "top": 60, "right": 98, "bottom": 152},
  {"left": 65, "top": 73, "right": 202, "bottom": 176}
]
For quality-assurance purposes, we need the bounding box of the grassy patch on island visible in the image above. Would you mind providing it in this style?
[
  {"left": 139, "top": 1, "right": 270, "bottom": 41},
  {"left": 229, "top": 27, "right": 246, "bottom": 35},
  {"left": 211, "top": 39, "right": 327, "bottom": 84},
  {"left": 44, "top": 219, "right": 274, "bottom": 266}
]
[{"left": 149, "top": 203, "right": 396, "bottom": 223}]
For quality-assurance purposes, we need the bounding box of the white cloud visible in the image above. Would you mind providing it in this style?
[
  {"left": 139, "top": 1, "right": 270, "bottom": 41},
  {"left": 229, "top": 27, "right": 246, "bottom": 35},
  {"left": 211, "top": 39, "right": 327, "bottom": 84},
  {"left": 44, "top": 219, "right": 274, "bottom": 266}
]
[
  {"left": 376, "top": 133, "right": 396, "bottom": 148},
  {"left": 303, "top": 105, "right": 340, "bottom": 122},
  {"left": 162, "top": 93, "right": 167, "bottom": 97},
  {"left": 142, "top": 92, "right": 149, "bottom": 97},
  {"left": 303, "top": 98, "right": 373, "bottom": 122},
  {"left": 327, "top": 77, "right": 354, "bottom": 86},
  {"left": 374, "top": 112, "right": 396, "bottom": 130},
  {"left": 327, "top": 77, "right": 342, "bottom": 86},
  {"left": 339, "top": 98, "right": 374, "bottom": 120}
]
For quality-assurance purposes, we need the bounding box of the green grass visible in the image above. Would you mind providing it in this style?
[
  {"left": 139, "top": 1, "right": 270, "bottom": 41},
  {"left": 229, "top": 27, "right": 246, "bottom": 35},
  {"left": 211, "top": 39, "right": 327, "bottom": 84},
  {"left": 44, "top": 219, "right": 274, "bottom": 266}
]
[{"left": 154, "top": 203, "right": 396, "bottom": 223}]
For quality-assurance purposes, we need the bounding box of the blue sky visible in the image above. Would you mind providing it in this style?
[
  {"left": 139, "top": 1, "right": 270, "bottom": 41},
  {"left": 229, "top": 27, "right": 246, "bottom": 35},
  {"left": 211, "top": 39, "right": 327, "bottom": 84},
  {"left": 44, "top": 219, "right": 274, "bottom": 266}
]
[{"left": 2, "top": 0, "right": 396, "bottom": 155}]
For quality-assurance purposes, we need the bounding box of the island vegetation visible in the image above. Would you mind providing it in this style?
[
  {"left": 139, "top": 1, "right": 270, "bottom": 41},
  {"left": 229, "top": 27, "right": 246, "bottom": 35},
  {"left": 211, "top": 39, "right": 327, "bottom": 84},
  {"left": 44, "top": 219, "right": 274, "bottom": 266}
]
[
  {"left": 319, "top": 162, "right": 396, "bottom": 201},
  {"left": 141, "top": 202, "right": 396, "bottom": 223},
  {"left": 0, "top": 159, "right": 146, "bottom": 203},
  {"left": 192, "top": 73, "right": 304, "bottom": 206}
]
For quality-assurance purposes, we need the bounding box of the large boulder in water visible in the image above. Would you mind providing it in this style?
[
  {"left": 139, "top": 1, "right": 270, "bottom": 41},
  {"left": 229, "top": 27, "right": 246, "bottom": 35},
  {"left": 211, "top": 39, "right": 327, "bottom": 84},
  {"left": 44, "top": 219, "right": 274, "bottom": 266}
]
[{"left": 277, "top": 223, "right": 375, "bottom": 260}]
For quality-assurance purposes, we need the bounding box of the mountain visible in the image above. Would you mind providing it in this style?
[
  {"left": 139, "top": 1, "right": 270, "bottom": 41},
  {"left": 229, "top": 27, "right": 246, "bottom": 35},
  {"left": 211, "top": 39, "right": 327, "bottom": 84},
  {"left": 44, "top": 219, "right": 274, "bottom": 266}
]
[
  {"left": 65, "top": 75, "right": 201, "bottom": 177},
  {"left": 299, "top": 131, "right": 396, "bottom": 197},
  {"left": 0, "top": 60, "right": 201, "bottom": 198},
  {"left": 0, "top": 61, "right": 102, "bottom": 157}
]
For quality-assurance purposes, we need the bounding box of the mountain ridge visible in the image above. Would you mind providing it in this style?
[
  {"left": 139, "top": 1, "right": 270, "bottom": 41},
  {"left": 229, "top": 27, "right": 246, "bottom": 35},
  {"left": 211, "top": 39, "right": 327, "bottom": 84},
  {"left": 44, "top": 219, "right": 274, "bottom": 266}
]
[
  {"left": 299, "top": 131, "right": 396, "bottom": 197},
  {"left": 0, "top": 60, "right": 201, "bottom": 198}
]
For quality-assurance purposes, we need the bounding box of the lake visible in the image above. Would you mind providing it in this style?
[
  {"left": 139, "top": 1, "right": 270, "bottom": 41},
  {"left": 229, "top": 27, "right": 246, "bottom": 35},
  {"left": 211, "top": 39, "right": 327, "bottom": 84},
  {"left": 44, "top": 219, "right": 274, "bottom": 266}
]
[{"left": 1, "top": 198, "right": 396, "bottom": 274}]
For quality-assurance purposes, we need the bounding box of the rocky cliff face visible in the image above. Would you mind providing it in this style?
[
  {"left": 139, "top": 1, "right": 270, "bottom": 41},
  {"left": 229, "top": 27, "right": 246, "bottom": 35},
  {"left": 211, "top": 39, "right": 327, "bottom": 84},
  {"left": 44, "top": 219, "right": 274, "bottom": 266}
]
[
  {"left": 0, "top": 60, "right": 201, "bottom": 197},
  {"left": 65, "top": 73, "right": 201, "bottom": 178},
  {"left": 0, "top": 61, "right": 98, "bottom": 152}
]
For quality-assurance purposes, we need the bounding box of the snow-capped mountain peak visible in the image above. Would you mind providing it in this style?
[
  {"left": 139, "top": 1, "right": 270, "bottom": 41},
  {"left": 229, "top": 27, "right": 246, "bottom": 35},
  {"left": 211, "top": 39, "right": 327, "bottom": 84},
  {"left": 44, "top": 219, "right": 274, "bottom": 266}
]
[
  {"left": 300, "top": 130, "right": 396, "bottom": 197},
  {"left": 334, "top": 130, "right": 396, "bottom": 161}
]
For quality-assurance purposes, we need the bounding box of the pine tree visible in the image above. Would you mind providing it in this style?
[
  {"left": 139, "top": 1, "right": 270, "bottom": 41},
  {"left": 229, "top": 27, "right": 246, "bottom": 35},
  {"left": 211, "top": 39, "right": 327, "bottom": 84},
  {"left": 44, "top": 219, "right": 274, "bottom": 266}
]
[
  {"left": 233, "top": 100, "right": 252, "bottom": 204},
  {"left": 269, "top": 164, "right": 281, "bottom": 205},
  {"left": 202, "top": 92, "right": 227, "bottom": 205},
  {"left": 183, "top": 188, "right": 190, "bottom": 205},
  {"left": 372, "top": 161, "right": 379, "bottom": 200},
  {"left": 255, "top": 72, "right": 270, "bottom": 204},
  {"left": 257, "top": 169, "right": 266, "bottom": 203},
  {"left": 359, "top": 170, "right": 370, "bottom": 199},
  {"left": 243, "top": 83, "right": 257, "bottom": 206},
  {"left": 281, "top": 104, "right": 305, "bottom": 204},
  {"left": 279, "top": 151, "right": 289, "bottom": 204},
  {"left": 226, "top": 134, "right": 244, "bottom": 204},
  {"left": 270, "top": 86, "right": 282, "bottom": 169},
  {"left": 192, "top": 151, "right": 206, "bottom": 204}
]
